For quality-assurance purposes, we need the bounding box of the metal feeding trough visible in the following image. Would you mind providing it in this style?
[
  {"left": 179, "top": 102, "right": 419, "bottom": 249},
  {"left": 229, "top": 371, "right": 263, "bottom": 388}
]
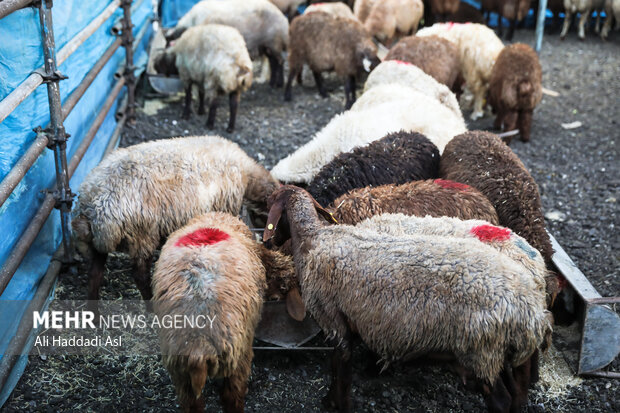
[
  {"left": 549, "top": 234, "right": 620, "bottom": 378},
  {"left": 255, "top": 301, "right": 322, "bottom": 349},
  {"left": 146, "top": 27, "right": 183, "bottom": 95}
]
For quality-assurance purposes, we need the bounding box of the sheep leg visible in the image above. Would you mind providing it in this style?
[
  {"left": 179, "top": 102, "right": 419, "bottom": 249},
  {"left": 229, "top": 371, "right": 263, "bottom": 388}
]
[
  {"left": 530, "top": 349, "right": 540, "bottom": 384},
  {"left": 182, "top": 82, "right": 193, "bottom": 120},
  {"left": 494, "top": 108, "right": 504, "bottom": 130},
  {"left": 483, "top": 376, "right": 512, "bottom": 413},
  {"left": 506, "top": 19, "right": 516, "bottom": 41},
  {"left": 312, "top": 71, "right": 328, "bottom": 98},
  {"left": 560, "top": 10, "right": 572, "bottom": 39},
  {"left": 577, "top": 10, "right": 589, "bottom": 40},
  {"left": 323, "top": 329, "right": 354, "bottom": 412},
  {"left": 207, "top": 98, "right": 218, "bottom": 130},
  {"left": 344, "top": 76, "right": 356, "bottom": 110},
  {"left": 284, "top": 65, "right": 302, "bottom": 102},
  {"left": 595, "top": 12, "right": 601, "bottom": 34},
  {"left": 227, "top": 91, "right": 240, "bottom": 133},
  {"left": 182, "top": 394, "right": 205, "bottom": 413},
  {"left": 517, "top": 110, "right": 533, "bottom": 142},
  {"left": 220, "top": 360, "right": 250, "bottom": 413},
  {"left": 197, "top": 88, "right": 206, "bottom": 116},
  {"left": 497, "top": 17, "right": 504, "bottom": 38},
  {"left": 268, "top": 53, "right": 279, "bottom": 88},
  {"left": 87, "top": 250, "right": 107, "bottom": 317},
  {"left": 296, "top": 69, "right": 303, "bottom": 85},
  {"left": 503, "top": 110, "right": 518, "bottom": 134},
  {"left": 510, "top": 357, "right": 534, "bottom": 412},
  {"left": 132, "top": 256, "right": 153, "bottom": 301}
]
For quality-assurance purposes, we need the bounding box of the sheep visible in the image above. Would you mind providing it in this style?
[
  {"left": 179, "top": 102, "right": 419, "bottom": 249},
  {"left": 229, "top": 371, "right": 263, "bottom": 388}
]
[
  {"left": 263, "top": 185, "right": 552, "bottom": 413},
  {"left": 165, "top": 0, "right": 289, "bottom": 88},
  {"left": 440, "top": 131, "right": 561, "bottom": 305},
  {"left": 153, "top": 212, "right": 296, "bottom": 412},
  {"left": 357, "top": 0, "right": 425, "bottom": 45},
  {"left": 384, "top": 35, "right": 463, "bottom": 95},
  {"left": 488, "top": 43, "right": 543, "bottom": 144},
  {"left": 560, "top": 0, "right": 605, "bottom": 39},
  {"left": 601, "top": 0, "right": 620, "bottom": 39},
  {"left": 269, "top": 0, "right": 306, "bottom": 19},
  {"left": 305, "top": 131, "right": 440, "bottom": 206},
  {"left": 417, "top": 23, "right": 505, "bottom": 121},
  {"left": 353, "top": 0, "right": 378, "bottom": 22},
  {"left": 305, "top": 2, "right": 357, "bottom": 20},
  {"left": 481, "top": 0, "right": 533, "bottom": 40},
  {"left": 285, "top": 11, "right": 380, "bottom": 109},
  {"left": 361, "top": 60, "right": 463, "bottom": 120},
  {"left": 329, "top": 179, "right": 500, "bottom": 226},
  {"left": 425, "top": 0, "right": 461, "bottom": 23},
  {"left": 445, "top": 1, "right": 486, "bottom": 23},
  {"left": 271, "top": 93, "right": 467, "bottom": 184},
  {"left": 72, "top": 135, "right": 280, "bottom": 310},
  {"left": 154, "top": 24, "right": 252, "bottom": 133}
]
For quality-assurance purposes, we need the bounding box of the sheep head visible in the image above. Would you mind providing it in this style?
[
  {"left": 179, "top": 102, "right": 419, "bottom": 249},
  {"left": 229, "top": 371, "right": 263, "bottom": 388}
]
[
  {"left": 153, "top": 50, "right": 178, "bottom": 77},
  {"left": 72, "top": 214, "right": 95, "bottom": 262},
  {"left": 263, "top": 185, "right": 337, "bottom": 245},
  {"left": 356, "top": 40, "right": 381, "bottom": 73}
]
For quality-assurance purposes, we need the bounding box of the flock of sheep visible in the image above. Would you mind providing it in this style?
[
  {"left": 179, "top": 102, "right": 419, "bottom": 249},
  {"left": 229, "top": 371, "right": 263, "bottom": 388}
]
[{"left": 65, "top": 0, "right": 610, "bottom": 411}]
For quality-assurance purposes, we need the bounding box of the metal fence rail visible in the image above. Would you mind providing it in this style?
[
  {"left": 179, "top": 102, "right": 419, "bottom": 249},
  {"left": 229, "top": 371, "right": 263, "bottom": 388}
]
[{"left": 0, "top": 0, "right": 141, "bottom": 388}]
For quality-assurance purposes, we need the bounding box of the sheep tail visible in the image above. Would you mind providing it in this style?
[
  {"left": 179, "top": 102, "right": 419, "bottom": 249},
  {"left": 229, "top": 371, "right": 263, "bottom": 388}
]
[{"left": 188, "top": 348, "right": 217, "bottom": 399}]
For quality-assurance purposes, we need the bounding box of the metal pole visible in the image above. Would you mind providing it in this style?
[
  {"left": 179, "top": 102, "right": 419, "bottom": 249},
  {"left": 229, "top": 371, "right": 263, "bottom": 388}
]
[
  {"left": 120, "top": 0, "right": 136, "bottom": 122},
  {"left": 0, "top": 135, "right": 48, "bottom": 208},
  {"left": 114, "top": 17, "right": 151, "bottom": 80},
  {"left": 535, "top": 0, "right": 548, "bottom": 52},
  {"left": 37, "top": 0, "right": 73, "bottom": 262},
  {"left": 0, "top": 0, "right": 32, "bottom": 20}
]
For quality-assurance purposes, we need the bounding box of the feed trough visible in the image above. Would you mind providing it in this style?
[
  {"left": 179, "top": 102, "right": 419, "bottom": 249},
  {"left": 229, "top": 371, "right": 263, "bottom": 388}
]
[{"left": 146, "top": 27, "right": 183, "bottom": 95}]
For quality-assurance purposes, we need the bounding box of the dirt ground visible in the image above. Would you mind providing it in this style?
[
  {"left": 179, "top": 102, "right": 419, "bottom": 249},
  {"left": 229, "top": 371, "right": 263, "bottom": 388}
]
[{"left": 3, "top": 28, "right": 619, "bottom": 412}]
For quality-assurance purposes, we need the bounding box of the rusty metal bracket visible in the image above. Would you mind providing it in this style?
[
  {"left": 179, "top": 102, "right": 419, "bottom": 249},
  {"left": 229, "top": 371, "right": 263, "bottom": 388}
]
[
  {"left": 41, "top": 188, "right": 75, "bottom": 210},
  {"left": 31, "top": 67, "right": 68, "bottom": 83},
  {"left": 33, "top": 125, "right": 70, "bottom": 149}
]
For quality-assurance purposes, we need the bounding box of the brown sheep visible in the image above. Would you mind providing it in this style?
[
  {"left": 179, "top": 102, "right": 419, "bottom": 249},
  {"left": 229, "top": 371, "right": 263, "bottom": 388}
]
[
  {"left": 153, "top": 212, "right": 296, "bottom": 412},
  {"left": 285, "top": 11, "right": 380, "bottom": 109},
  {"left": 384, "top": 35, "right": 463, "bottom": 96},
  {"left": 440, "top": 131, "right": 561, "bottom": 307},
  {"left": 425, "top": 0, "right": 461, "bottom": 23},
  {"left": 329, "top": 179, "right": 500, "bottom": 225},
  {"left": 488, "top": 43, "right": 543, "bottom": 144},
  {"left": 481, "top": 0, "right": 533, "bottom": 40}
]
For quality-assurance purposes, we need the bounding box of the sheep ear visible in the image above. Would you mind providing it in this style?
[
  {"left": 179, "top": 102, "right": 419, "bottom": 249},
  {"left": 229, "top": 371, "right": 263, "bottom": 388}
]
[
  {"left": 263, "top": 195, "right": 286, "bottom": 242},
  {"left": 311, "top": 197, "right": 338, "bottom": 224},
  {"left": 285, "top": 287, "right": 306, "bottom": 321},
  {"left": 72, "top": 215, "right": 92, "bottom": 242}
]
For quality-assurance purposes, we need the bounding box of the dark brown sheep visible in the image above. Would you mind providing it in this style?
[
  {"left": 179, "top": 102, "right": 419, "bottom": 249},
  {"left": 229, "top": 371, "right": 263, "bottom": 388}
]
[
  {"left": 440, "top": 131, "right": 561, "bottom": 306},
  {"left": 488, "top": 43, "right": 543, "bottom": 143},
  {"left": 329, "top": 179, "right": 500, "bottom": 225},
  {"left": 445, "top": 2, "right": 486, "bottom": 23},
  {"left": 481, "top": 0, "right": 532, "bottom": 40},
  {"left": 424, "top": 0, "right": 461, "bottom": 24},
  {"left": 285, "top": 11, "right": 380, "bottom": 109},
  {"left": 385, "top": 35, "right": 463, "bottom": 96},
  {"left": 306, "top": 131, "right": 440, "bottom": 207}
]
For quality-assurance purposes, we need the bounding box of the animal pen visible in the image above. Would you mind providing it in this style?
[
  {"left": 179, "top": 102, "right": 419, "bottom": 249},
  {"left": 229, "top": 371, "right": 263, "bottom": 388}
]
[{"left": 0, "top": 0, "right": 618, "bottom": 410}]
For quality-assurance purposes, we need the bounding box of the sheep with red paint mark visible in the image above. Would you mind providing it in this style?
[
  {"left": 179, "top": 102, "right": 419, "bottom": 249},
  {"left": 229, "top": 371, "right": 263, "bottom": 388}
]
[
  {"left": 72, "top": 135, "right": 280, "bottom": 308},
  {"left": 440, "top": 130, "right": 561, "bottom": 305},
  {"left": 263, "top": 185, "right": 552, "bottom": 413},
  {"left": 327, "top": 178, "right": 499, "bottom": 226},
  {"left": 153, "top": 212, "right": 295, "bottom": 412}
]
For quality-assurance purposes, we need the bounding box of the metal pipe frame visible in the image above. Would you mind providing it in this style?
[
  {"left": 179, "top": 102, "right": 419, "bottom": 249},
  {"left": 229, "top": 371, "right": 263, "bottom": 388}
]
[
  {"left": 120, "top": 0, "right": 136, "bottom": 122},
  {"left": 535, "top": 0, "right": 548, "bottom": 52},
  {"left": 0, "top": 0, "right": 32, "bottom": 20},
  {"left": 0, "top": 0, "right": 121, "bottom": 124},
  {"left": 0, "top": 78, "right": 126, "bottom": 298},
  {"left": 0, "top": 246, "right": 63, "bottom": 391},
  {"left": 61, "top": 37, "right": 123, "bottom": 121},
  {"left": 103, "top": 95, "right": 128, "bottom": 157},
  {"left": 114, "top": 16, "right": 151, "bottom": 80},
  {"left": 0, "top": 37, "right": 123, "bottom": 210},
  {"left": 37, "top": 0, "right": 73, "bottom": 262}
]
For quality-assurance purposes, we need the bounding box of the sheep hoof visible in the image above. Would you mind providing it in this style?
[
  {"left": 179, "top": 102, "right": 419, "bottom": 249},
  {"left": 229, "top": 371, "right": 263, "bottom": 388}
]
[
  {"left": 206, "top": 123, "right": 215, "bottom": 130},
  {"left": 321, "top": 394, "right": 338, "bottom": 411},
  {"left": 226, "top": 126, "right": 234, "bottom": 133},
  {"left": 182, "top": 112, "right": 191, "bottom": 120},
  {"left": 470, "top": 111, "right": 483, "bottom": 121},
  {"left": 560, "top": 35, "right": 566, "bottom": 41}
]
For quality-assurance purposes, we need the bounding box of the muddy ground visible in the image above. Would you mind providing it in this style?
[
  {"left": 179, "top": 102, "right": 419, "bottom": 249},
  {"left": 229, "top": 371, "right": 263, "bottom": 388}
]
[{"left": 3, "top": 29, "right": 619, "bottom": 412}]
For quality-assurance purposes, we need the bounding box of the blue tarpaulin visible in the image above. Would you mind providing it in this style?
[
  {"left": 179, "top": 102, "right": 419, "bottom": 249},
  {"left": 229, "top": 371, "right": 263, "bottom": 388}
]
[{"left": 0, "top": 0, "right": 153, "bottom": 406}]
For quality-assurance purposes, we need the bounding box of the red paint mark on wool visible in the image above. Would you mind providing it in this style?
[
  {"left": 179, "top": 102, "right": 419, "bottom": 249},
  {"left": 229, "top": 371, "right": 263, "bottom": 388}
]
[
  {"left": 470, "top": 225, "right": 511, "bottom": 242},
  {"left": 175, "top": 228, "right": 230, "bottom": 247},
  {"left": 393, "top": 60, "right": 413, "bottom": 66},
  {"left": 433, "top": 179, "right": 470, "bottom": 191}
]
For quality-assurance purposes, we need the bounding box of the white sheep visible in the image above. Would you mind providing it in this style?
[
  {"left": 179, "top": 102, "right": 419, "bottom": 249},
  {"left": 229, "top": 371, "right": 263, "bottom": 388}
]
[
  {"left": 269, "top": 0, "right": 306, "bottom": 18},
  {"left": 305, "top": 2, "right": 357, "bottom": 20},
  {"left": 166, "top": 0, "right": 289, "bottom": 88},
  {"left": 73, "top": 135, "right": 279, "bottom": 307},
  {"left": 561, "top": 0, "right": 606, "bottom": 40},
  {"left": 417, "top": 23, "right": 505, "bottom": 120},
  {"left": 154, "top": 24, "right": 252, "bottom": 132},
  {"left": 271, "top": 92, "right": 466, "bottom": 184},
  {"left": 361, "top": 60, "right": 463, "bottom": 120},
  {"left": 601, "top": 0, "right": 620, "bottom": 39}
]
